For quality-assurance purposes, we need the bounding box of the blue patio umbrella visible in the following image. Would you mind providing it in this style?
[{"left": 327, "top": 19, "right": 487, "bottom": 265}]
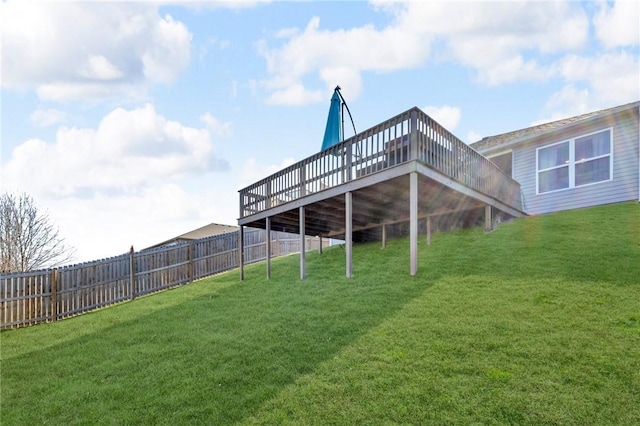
[{"left": 321, "top": 88, "right": 343, "bottom": 151}]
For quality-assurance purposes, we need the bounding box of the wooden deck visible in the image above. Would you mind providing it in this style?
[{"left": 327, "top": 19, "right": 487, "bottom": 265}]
[{"left": 238, "top": 107, "right": 525, "bottom": 278}]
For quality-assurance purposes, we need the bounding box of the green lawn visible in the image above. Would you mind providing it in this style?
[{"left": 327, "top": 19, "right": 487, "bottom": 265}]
[{"left": 2, "top": 202, "right": 639, "bottom": 425}]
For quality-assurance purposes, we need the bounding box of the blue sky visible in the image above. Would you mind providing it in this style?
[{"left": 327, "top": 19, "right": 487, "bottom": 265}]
[{"left": 1, "top": 0, "right": 638, "bottom": 263}]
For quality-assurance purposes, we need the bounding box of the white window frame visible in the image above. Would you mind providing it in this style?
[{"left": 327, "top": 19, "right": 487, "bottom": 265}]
[{"left": 536, "top": 128, "right": 613, "bottom": 195}]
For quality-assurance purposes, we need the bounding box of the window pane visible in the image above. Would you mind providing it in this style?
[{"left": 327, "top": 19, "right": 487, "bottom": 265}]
[
  {"left": 576, "top": 157, "right": 610, "bottom": 186},
  {"left": 576, "top": 130, "right": 610, "bottom": 161},
  {"left": 539, "top": 166, "right": 569, "bottom": 193},
  {"left": 538, "top": 142, "right": 569, "bottom": 169}
]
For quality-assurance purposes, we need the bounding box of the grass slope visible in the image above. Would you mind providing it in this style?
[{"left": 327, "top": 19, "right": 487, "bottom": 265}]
[{"left": 2, "top": 202, "right": 639, "bottom": 425}]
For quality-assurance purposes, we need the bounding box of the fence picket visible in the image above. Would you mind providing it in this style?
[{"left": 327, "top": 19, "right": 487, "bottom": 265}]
[{"left": 0, "top": 228, "right": 320, "bottom": 329}]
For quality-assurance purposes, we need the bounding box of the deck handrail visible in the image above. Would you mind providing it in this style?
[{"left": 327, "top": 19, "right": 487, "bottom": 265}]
[{"left": 239, "top": 107, "right": 523, "bottom": 219}]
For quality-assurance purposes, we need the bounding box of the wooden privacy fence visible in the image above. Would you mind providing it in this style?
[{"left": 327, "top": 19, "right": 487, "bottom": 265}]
[{"left": 0, "top": 228, "right": 322, "bottom": 329}]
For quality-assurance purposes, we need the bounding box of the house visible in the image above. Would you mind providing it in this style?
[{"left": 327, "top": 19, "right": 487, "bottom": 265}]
[
  {"left": 470, "top": 101, "right": 640, "bottom": 215},
  {"left": 145, "top": 223, "right": 239, "bottom": 250}
]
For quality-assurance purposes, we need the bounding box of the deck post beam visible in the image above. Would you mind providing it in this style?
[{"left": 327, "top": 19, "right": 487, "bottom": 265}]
[
  {"left": 427, "top": 215, "right": 432, "bottom": 246},
  {"left": 410, "top": 171, "right": 418, "bottom": 276},
  {"left": 299, "top": 206, "right": 306, "bottom": 280},
  {"left": 346, "top": 191, "right": 353, "bottom": 278},
  {"left": 266, "top": 217, "right": 271, "bottom": 279},
  {"left": 485, "top": 205, "right": 492, "bottom": 232}
]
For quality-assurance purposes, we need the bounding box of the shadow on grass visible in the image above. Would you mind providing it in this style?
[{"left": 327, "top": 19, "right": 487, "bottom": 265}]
[{"left": 1, "top": 240, "right": 434, "bottom": 425}]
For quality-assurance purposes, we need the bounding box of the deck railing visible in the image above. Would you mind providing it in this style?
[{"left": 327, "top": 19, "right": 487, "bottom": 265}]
[{"left": 239, "top": 108, "right": 522, "bottom": 218}]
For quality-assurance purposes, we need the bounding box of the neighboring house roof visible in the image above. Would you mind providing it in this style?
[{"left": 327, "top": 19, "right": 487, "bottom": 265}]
[
  {"left": 470, "top": 101, "right": 640, "bottom": 153},
  {"left": 146, "top": 223, "right": 239, "bottom": 250}
]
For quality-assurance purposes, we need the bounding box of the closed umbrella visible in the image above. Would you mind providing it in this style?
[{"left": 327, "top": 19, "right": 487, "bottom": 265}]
[{"left": 321, "top": 88, "right": 343, "bottom": 151}]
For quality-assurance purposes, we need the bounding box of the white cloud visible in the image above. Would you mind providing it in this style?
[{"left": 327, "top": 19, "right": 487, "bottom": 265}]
[
  {"left": 258, "top": 13, "right": 429, "bottom": 105},
  {"left": 466, "top": 131, "right": 483, "bottom": 145},
  {"left": 141, "top": 14, "right": 193, "bottom": 83},
  {"left": 539, "top": 84, "right": 592, "bottom": 123},
  {"left": 200, "top": 113, "right": 232, "bottom": 137},
  {"left": 400, "top": 1, "right": 588, "bottom": 86},
  {"left": 318, "top": 67, "right": 363, "bottom": 99},
  {"left": 180, "top": 0, "right": 272, "bottom": 12},
  {"left": 30, "top": 109, "right": 71, "bottom": 127},
  {"left": 475, "top": 55, "right": 553, "bottom": 86},
  {"left": 0, "top": 2, "right": 192, "bottom": 101},
  {"left": 265, "top": 84, "right": 324, "bottom": 106},
  {"left": 36, "top": 82, "right": 147, "bottom": 103},
  {"left": 593, "top": 0, "right": 640, "bottom": 48},
  {"left": 257, "top": 1, "right": 590, "bottom": 104},
  {"left": 80, "top": 55, "right": 124, "bottom": 80},
  {"left": 2, "top": 104, "right": 235, "bottom": 262},
  {"left": 2, "top": 104, "right": 228, "bottom": 198},
  {"left": 422, "top": 105, "right": 461, "bottom": 132},
  {"left": 551, "top": 51, "right": 640, "bottom": 113},
  {"left": 240, "top": 157, "right": 296, "bottom": 189},
  {"left": 39, "top": 181, "right": 240, "bottom": 262}
]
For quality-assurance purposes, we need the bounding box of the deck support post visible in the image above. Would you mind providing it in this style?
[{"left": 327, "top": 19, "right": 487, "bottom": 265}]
[
  {"left": 299, "top": 206, "right": 306, "bottom": 280},
  {"left": 239, "top": 225, "right": 245, "bottom": 281},
  {"left": 266, "top": 217, "right": 271, "bottom": 279},
  {"left": 381, "top": 223, "right": 387, "bottom": 249},
  {"left": 318, "top": 236, "right": 323, "bottom": 254},
  {"left": 485, "top": 205, "right": 492, "bottom": 232},
  {"left": 346, "top": 191, "right": 353, "bottom": 278},
  {"left": 427, "top": 215, "right": 432, "bottom": 246},
  {"left": 410, "top": 172, "right": 418, "bottom": 276}
]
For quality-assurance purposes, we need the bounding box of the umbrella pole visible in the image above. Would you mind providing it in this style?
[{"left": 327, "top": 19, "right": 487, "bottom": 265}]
[
  {"left": 335, "top": 86, "right": 358, "bottom": 158},
  {"left": 341, "top": 102, "right": 345, "bottom": 142}
]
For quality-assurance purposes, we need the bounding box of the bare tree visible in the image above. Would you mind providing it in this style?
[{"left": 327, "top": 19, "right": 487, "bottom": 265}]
[{"left": 0, "top": 193, "right": 76, "bottom": 272}]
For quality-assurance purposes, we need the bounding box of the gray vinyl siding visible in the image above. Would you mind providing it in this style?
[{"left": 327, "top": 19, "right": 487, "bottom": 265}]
[{"left": 512, "top": 108, "right": 639, "bottom": 215}]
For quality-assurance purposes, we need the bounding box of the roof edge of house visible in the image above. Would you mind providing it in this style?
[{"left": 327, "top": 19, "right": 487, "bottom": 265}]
[{"left": 471, "top": 100, "right": 640, "bottom": 154}]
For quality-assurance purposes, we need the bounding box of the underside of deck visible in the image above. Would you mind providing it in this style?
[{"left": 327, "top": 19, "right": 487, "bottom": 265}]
[
  {"left": 238, "top": 160, "right": 525, "bottom": 278},
  {"left": 239, "top": 161, "right": 522, "bottom": 240}
]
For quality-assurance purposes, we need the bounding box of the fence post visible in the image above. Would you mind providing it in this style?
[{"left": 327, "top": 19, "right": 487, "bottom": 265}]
[
  {"left": 239, "top": 227, "right": 245, "bottom": 281},
  {"left": 188, "top": 241, "right": 194, "bottom": 283},
  {"left": 50, "top": 268, "right": 58, "bottom": 323},
  {"left": 129, "top": 246, "right": 136, "bottom": 300}
]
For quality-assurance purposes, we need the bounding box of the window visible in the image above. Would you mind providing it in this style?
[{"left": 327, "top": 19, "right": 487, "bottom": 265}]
[{"left": 536, "top": 129, "right": 612, "bottom": 194}]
